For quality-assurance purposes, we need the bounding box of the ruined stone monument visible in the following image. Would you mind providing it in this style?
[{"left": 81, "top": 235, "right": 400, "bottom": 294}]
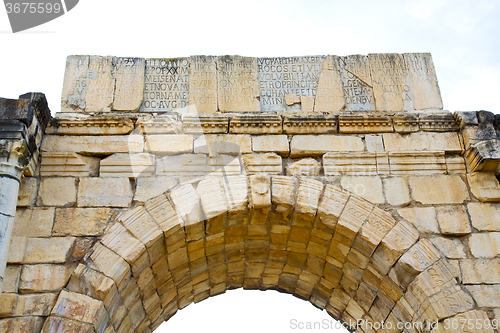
[{"left": 0, "top": 53, "right": 499, "bottom": 332}]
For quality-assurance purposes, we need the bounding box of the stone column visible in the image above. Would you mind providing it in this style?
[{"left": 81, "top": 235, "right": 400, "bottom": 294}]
[{"left": 0, "top": 93, "right": 50, "bottom": 293}]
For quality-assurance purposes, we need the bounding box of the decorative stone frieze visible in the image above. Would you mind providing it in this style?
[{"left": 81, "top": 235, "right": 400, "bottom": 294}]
[
  {"left": 46, "top": 116, "right": 134, "bottom": 135},
  {"left": 229, "top": 115, "right": 282, "bottom": 134},
  {"left": 182, "top": 115, "right": 228, "bottom": 134},
  {"left": 283, "top": 115, "right": 337, "bottom": 134},
  {"left": 418, "top": 113, "right": 459, "bottom": 132},
  {"left": 338, "top": 115, "right": 393, "bottom": 134},
  {"left": 137, "top": 116, "right": 181, "bottom": 134}
]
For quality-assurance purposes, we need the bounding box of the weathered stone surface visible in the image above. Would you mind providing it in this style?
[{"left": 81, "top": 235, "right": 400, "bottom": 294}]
[
  {"left": 16, "top": 177, "right": 38, "bottom": 207},
  {"left": 383, "top": 177, "right": 410, "bottom": 206},
  {"left": 365, "top": 135, "right": 384, "bottom": 152},
  {"left": 388, "top": 151, "right": 446, "bottom": 175},
  {"left": 52, "top": 290, "right": 108, "bottom": 332},
  {"left": 218, "top": 56, "right": 260, "bottom": 112},
  {"left": 409, "top": 175, "right": 469, "bottom": 204},
  {"left": 397, "top": 207, "right": 439, "bottom": 233},
  {"left": 134, "top": 176, "right": 178, "bottom": 202},
  {"left": 430, "top": 237, "right": 466, "bottom": 259},
  {"left": 100, "top": 153, "right": 154, "bottom": 178},
  {"left": 290, "top": 135, "right": 364, "bottom": 157},
  {"left": 461, "top": 259, "right": 500, "bottom": 284},
  {"left": 40, "top": 152, "right": 99, "bottom": 177},
  {"left": 258, "top": 56, "right": 324, "bottom": 112},
  {"left": 194, "top": 134, "right": 251, "bottom": 155},
  {"left": 403, "top": 53, "right": 443, "bottom": 110},
  {"left": 285, "top": 158, "right": 321, "bottom": 176},
  {"left": 283, "top": 115, "right": 337, "bottom": 134},
  {"left": 467, "top": 285, "right": 500, "bottom": 307},
  {"left": 314, "top": 55, "right": 344, "bottom": 112},
  {"left": 242, "top": 153, "right": 282, "bottom": 174},
  {"left": 19, "top": 264, "right": 72, "bottom": 292},
  {"left": 249, "top": 174, "right": 271, "bottom": 209},
  {"left": 436, "top": 205, "right": 471, "bottom": 235},
  {"left": 0, "top": 316, "right": 44, "bottom": 332},
  {"left": 382, "top": 132, "right": 462, "bottom": 152},
  {"left": 7, "top": 237, "right": 26, "bottom": 264},
  {"left": 13, "top": 207, "right": 54, "bottom": 237},
  {"left": 323, "top": 152, "right": 377, "bottom": 176},
  {"left": 467, "top": 172, "right": 500, "bottom": 202},
  {"left": 15, "top": 293, "right": 57, "bottom": 316},
  {"left": 144, "top": 135, "right": 193, "bottom": 154},
  {"left": 189, "top": 56, "right": 218, "bottom": 114},
  {"left": 340, "top": 176, "right": 385, "bottom": 204},
  {"left": 113, "top": 57, "right": 145, "bottom": 111},
  {"left": 78, "top": 178, "right": 133, "bottom": 208},
  {"left": 469, "top": 233, "right": 500, "bottom": 258},
  {"left": 182, "top": 114, "right": 228, "bottom": 134},
  {"left": 252, "top": 135, "right": 289, "bottom": 156},
  {"left": 53, "top": 208, "right": 111, "bottom": 236},
  {"left": 339, "top": 54, "right": 374, "bottom": 111},
  {"left": 156, "top": 154, "right": 241, "bottom": 177},
  {"left": 37, "top": 178, "right": 77, "bottom": 207},
  {"left": 140, "top": 58, "right": 189, "bottom": 112},
  {"left": 61, "top": 55, "right": 115, "bottom": 112},
  {"left": 23, "top": 237, "right": 75, "bottom": 264},
  {"left": 3, "top": 265, "right": 21, "bottom": 293},
  {"left": 467, "top": 202, "right": 500, "bottom": 231},
  {"left": 170, "top": 183, "right": 203, "bottom": 225},
  {"left": 46, "top": 116, "right": 135, "bottom": 136},
  {"left": 41, "top": 135, "right": 144, "bottom": 154}
]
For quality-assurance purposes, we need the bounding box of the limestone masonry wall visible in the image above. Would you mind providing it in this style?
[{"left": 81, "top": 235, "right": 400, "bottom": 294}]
[{"left": 0, "top": 53, "right": 500, "bottom": 333}]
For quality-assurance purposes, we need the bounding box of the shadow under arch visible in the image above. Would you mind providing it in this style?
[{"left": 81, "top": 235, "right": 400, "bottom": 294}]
[{"left": 41, "top": 175, "right": 476, "bottom": 333}]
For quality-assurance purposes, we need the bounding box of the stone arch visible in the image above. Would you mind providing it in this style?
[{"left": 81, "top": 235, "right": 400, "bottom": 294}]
[{"left": 40, "top": 175, "right": 479, "bottom": 332}]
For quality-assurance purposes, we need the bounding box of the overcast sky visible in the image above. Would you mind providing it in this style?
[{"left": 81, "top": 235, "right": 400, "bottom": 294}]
[{"left": 1, "top": 0, "right": 499, "bottom": 332}]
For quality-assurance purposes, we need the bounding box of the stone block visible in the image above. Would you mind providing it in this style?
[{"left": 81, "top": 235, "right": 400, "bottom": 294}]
[
  {"left": 144, "top": 195, "right": 182, "bottom": 233},
  {"left": 382, "top": 177, "right": 410, "bottom": 206},
  {"left": 300, "top": 96, "right": 314, "bottom": 112},
  {"left": 249, "top": 174, "right": 271, "bottom": 209},
  {"left": 52, "top": 290, "right": 108, "bottom": 332},
  {"left": 113, "top": 57, "right": 145, "bottom": 111},
  {"left": 156, "top": 154, "right": 241, "bottom": 177},
  {"left": 403, "top": 53, "right": 443, "bottom": 110},
  {"left": 13, "top": 207, "right": 54, "bottom": 237},
  {"left": 388, "top": 151, "right": 446, "bottom": 175},
  {"left": 23, "top": 237, "right": 75, "bottom": 264},
  {"left": 19, "top": 264, "right": 72, "bottom": 292},
  {"left": 445, "top": 154, "right": 466, "bottom": 174},
  {"left": 338, "top": 115, "right": 393, "bottom": 133},
  {"left": 3, "top": 265, "right": 21, "bottom": 293},
  {"left": 16, "top": 177, "right": 38, "bottom": 207},
  {"left": 295, "top": 178, "right": 324, "bottom": 216},
  {"left": 101, "top": 222, "right": 146, "bottom": 265},
  {"left": 170, "top": 184, "right": 204, "bottom": 226},
  {"left": 469, "top": 232, "right": 500, "bottom": 258},
  {"left": 397, "top": 207, "right": 439, "bottom": 233},
  {"left": 194, "top": 134, "right": 251, "bottom": 155},
  {"left": 37, "top": 177, "right": 77, "bottom": 207},
  {"left": 393, "top": 114, "right": 419, "bottom": 133},
  {"left": 340, "top": 176, "right": 385, "bottom": 204},
  {"left": 100, "top": 153, "right": 155, "bottom": 177},
  {"left": 88, "top": 243, "right": 131, "bottom": 290},
  {"left": 41, "top": 135, "right": 144, "bottom": 154},
  {"left": 137, "top": 116, "right": 180, "bottom": 134},
  {"left": 323, "top": 152, "right": 377, "bottom": 176},
  {"left": 0, "top": 317, "right": 44, "bottom": 332},
  {"left": 144, "top": 135, "right": 193, "bottom": 154},
  {"left": 285, "top": 158, "right": 321, "bottom": 176},
  {"left": 15, "top": 293, "right": 57, "bottom": 316},
  {"left": 314, "top": 55, "right": 344, "bottom": 112},
  {"left": 467, "top": 202, "right": 500, "bottom": 231},
  {"left": 7, "top": 237, "right": 26, "bottom": 264},
  {"left": 188, "top": 56, "right": 218, "bottom": 114},
  {"left": 409, "top": 175, "right": 469, "bottom": 204},
  {"left": 436, "top": 205, "right": 471, "bottom": 235},
  {"left": 78, "top": 178, "right": 133, "bottom": 208},
  {"left": 430, "top": 237, "right": 466, "bottom": 259},
  {"left": 197, "top": 177, "right": 229, "bottom": 219},
  {"left": 382, "top": 132, "right": 462, "bottom": 153},
  {"left": 365, "top": 135, "right": 384, "bottom": 152},
  {"left": 252, "top": 135, "right": 289, "bottom": 156},
  {"left": 53, "top": 208, "right": 111, "bottom": 236},
  {"left": 467, "top": 285, "right": 500, "bottom": 307},
  {"left": 467, "top": 172, "right": 500, "bottom": 202},
  {"left": 460, "top": 259, "right": 500, "bottom": 284},
  {"left": 242, "top": 153, "right": 282, "bottom": 174},
  {"left": 222, "top": 175, "right": 248, "bottom": 212},
  {"left": 134, "top": 177, "right": 178, "bottom": 202},
  {"left": 0, "top": 293, "right": 17, "bottom": 316},
  {"left": 290, "top": 135, "right": 364, "bottom": 157},
  {"left": 217, "top": 55, "right": 260, "bottom": 112},
  {"left": 40, "top": 152, "right": 100, "bottom": 177}
]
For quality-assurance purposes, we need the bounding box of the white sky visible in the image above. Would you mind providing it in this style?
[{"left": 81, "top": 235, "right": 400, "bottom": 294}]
[{"left": 1, "top": 0, "right": 499, "bottom": 331}]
